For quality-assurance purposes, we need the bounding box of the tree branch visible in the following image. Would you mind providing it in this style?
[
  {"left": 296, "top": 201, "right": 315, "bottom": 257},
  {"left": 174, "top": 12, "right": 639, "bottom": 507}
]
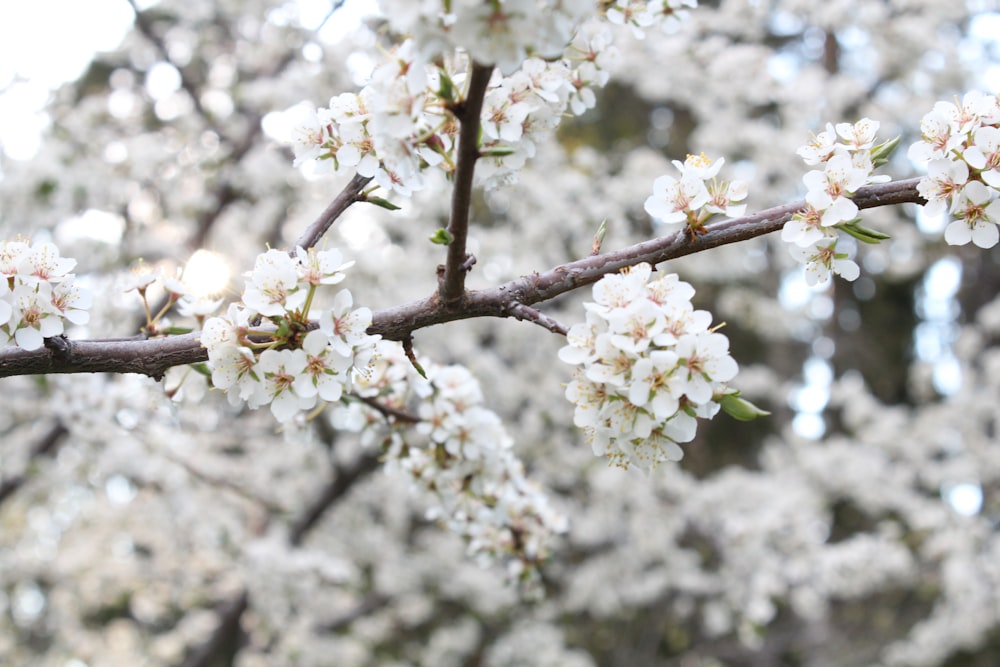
[
  {"left": 0, "top": 334, "right": 201, "bottom": 379},
  {"left": 294, "top": 173, "right": 374, "bottom": 250},
  {"left": 371, "top": 177, "right": 925, "bottom": 339},
  {"left": 356, "top": 394, "right": 421, "bottom": 424},
  {"left": 177, "top": 589, "right": 249, "bottom": 667},
  {"left": 439, "top": 62, "right": 494, "bottom": 307},
  {"left": 0, "top": 178, "right": 924, "bottom": 379},
  {"left": 288, "top": 451, "right": 382, "bottom": 546},
  {"left": 127, "top": 0, "right": 209, "bottom": 118},
  {"left": 316, "top": 593, "right": 391, "bottom": 632},
  {"left": 507, "top": 302, "right": 570, "bottom": 335},
  {"left": 0, "top": 420, "right": 68, "bottom": 507}
]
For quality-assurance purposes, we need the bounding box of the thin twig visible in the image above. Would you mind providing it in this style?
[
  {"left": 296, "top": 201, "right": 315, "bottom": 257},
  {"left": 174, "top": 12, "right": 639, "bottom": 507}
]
[
  {"left": 508, "top": 302, "right": 570, "bottom": 335},
  {"left": 439, "top": 62, "right": 494, "bottom": 307},
  {"left": 316, "top": 593, "right": 391, "bottom": 632},
  {"left": 294, "top": 173, "right": 374, "bottom": 250},
  {"left": 163, "top": 451, "right": 284, "bottom": 514},
  {"left": 127, "top": 0, "right": 208, "bottom": 117},
  {"left": 288, "top": 452, "right": 382, "bottom": 546},
  {"left": 401, "top": 335, "right": 428, "bottom": 378},
  {"left": 356, "top": 394, "right": 421, "bottom": 424}
]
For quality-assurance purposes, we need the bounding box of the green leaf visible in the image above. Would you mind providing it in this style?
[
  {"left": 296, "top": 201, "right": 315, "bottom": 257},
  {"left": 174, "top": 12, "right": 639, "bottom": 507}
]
[
  {"left": 190, "top": 362, "right": 212, "bottom": 377},
  {"left": 838, "top": 221, "right": 891, "bottom": 244},
  {"left": 366, "top": 196, "right": 401, "bottom": 211},
  {"left": 480, "top": 145, "right": 516, "bottom": 158},
  {"left": 437, "top": 68, "right": 456, "bottom": 105},
  {"left": 720, "top": 392, "right": 771, "bottom": 421},
  {"left": 594, "top": 219, "right": 607, "bottom": 244},
  {"left": 870, "top": 135, "right": 901, "bottom": 167},
  {"left": 429, "top": 228, "right": 454, "bottom": 245},
  {"left": 163, "top": 326, "right": 194, "bottom": 335},
  {"left": 274, "top": 318, "right": 292, "bottom": 339}
]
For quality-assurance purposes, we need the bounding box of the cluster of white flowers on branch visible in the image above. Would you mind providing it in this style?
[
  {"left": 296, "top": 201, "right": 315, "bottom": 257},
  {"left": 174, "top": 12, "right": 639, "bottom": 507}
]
[
  {"left": 909, "top": 91, "right": 1000, "bottom": 248},
  {"left": 331, "top": 340, "right": 567, "bottom": 591},
  {"left": 559, "top": 262, "right": 759, "bottom": 471},
  {"left": 0, "top": 239, "right": 92, "bottom": 351},
  {"left": 604, "top": 0, "right": 698, "bottom": 36},
  {"left": 643, "top": 153, "right": 749, "bottom": 237},
  {"left": 201, "top": 247, "right": 379, "bottom": 423},
  {"left": 376, "top": 0, "right": 696, "bottom": 75},
  {"left": 782, "top": 119, "right": 897, "bottom": 286},
  {"left": 284, "top": 1, "right": 704, "bottom": 193}
]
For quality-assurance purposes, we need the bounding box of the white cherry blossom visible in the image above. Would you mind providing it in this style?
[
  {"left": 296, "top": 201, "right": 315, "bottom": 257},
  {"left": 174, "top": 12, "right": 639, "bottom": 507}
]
[
  {"left": 835, "top": 118, "right": 880, "bottom": 151},
  {"left": 292, "top": 329, "right": 353, "bottom": 402},
  {"left": 917, "top": 158, "right": 969, "bottom": 218},
  {"left": 944, "top": 180, "right": 1000, "bottom": 248},
  {"left": 9, "top": 281, "right": 62, "bottom": 351},
  {"left": 257, "top": 348, "right": 315, "bottom": 422},
  {"left": 50, "top": 278, "right": 93, "bottom": 325},
  {"left": 243, "top": 249, "right": 306, "bottom": 317},
  {"left": 643, "top": 172, "right": 710, "bottom": 226},
  {"left": 790, "top": 240, "right": 860, "bottom": 286}
]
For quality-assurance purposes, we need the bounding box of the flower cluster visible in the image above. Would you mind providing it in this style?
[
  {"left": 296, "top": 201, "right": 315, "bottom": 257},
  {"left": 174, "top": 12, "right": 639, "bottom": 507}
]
[
  {"left": 200, "top": 247, "right": 379, "bottom": 423},
  {"left": 604, "top": 0, "right": 699, "bottom": 37},
  {"left": 643, "top": 153, "right": 749, "bottom": 236},
  {"left": 783, "top": 119, "right": 894, "bottom": 285},
  {"left": 286, "top": 28, "right": 624, "bottom": 191},
  {"left": 378, "top": 0, "right": 596, "bottom": 75},
  {"left": 908, "top": 91, "right": 1000, "bottom": 248},
  {"left": 559, "top": 263, "right": 739, "bottom": 471},
  {"left": 0, "top": 239, "right": 92, "bottom": 350},
  {"left": 332, "top": 340, "right": 567, "bottom": 591}
]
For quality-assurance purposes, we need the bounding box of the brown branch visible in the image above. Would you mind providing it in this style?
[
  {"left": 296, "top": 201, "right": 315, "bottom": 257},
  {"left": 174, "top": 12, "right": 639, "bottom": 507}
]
[
  {"left": 293, "top": 173, "right": 374, "bottom": 250},
  {"left": 164, "top": 451, "right": 284, "bottom": 514},
  {"left": 0, "top": 178, "right": 924, "bottom": 379},
  {"left": 127, "top": 0, "right": 209, "bottom": 118},
  {"left": 177, "top": 589, "right": 249, "bottom": 667},
  {"left": 316, "top": 593, "right": 391, "bottom": 632},
  {"left": 0, "top": 333, "right": 203, "bottom": 379},
  {"left": 371, "top": 177, "right": 925, "bottom": 340},
  {"left": 356, "top": 394, "right": 421, "bottom": 424},
  {"left": 0, "top": 421, "right": 68, "bottom": 506},
  {"left": 288, "top": 451, "right": 382, "bottom": 546},
  {"left": 439, "top": 62, "right": 494, "bottom": 307},
  {"left": 508, "top": 302, "right": 570, "bottom": 335}
]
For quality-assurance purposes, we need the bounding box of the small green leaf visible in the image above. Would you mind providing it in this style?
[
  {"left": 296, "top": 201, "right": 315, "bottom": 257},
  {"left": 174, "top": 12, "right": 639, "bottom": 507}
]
[
  {"left": 720, "top": 392, "right": 771, "bottom": 421},
  {"left": 366, "top": 196, "right": 401, "bottom": 211},
  {"left": 592, "top": 218, "right": 607, "bottom": 255},
  {"left": 274, "top": 318, "right": 292, "bottom": 339},
  {"left": 163, "top": 326, "right": 194, "bottom": 335},
  {"left": 437, "top": 68, "right": 456, "bottom": 104},
  {"left": 870, "top": 135, "right": 901, "bottom": 167},
  {"left": 838, "top": 221, "right": 891, "bottom": 244},
  {"left": 191, "top": 362, "right": 212, "bottom": 377},
  {"left": 480, "top": 145, "right": 516, "bottom": 158},
  {"left": 429, "top": 228, "right": 454, "bottom": 245}
]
